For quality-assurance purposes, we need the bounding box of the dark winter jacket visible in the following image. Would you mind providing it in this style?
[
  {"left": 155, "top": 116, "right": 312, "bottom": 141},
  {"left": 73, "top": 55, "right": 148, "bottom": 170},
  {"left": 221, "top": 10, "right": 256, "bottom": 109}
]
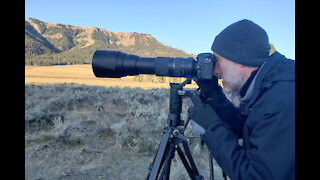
[{"left": 202, "top": 51, "right": 295, "bottom": 180}]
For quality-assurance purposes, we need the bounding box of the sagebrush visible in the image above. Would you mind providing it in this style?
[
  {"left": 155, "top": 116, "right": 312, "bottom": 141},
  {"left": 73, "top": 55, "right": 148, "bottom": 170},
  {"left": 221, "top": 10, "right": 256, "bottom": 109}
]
[{"left": 25, "top": 84, "right": 226, "bottom": 180}]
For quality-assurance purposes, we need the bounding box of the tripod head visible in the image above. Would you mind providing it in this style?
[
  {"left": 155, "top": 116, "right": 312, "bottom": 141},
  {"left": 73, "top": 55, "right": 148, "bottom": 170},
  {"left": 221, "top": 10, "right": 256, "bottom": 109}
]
[{"left": 166, "top": 76, "right": 202, "bottom": 130}]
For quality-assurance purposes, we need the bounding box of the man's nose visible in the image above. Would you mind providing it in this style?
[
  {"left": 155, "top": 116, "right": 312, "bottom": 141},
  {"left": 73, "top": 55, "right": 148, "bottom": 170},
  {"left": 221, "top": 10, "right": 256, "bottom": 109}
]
[{"left": 213, "top": 65, "right": 221, "bottom": 78}]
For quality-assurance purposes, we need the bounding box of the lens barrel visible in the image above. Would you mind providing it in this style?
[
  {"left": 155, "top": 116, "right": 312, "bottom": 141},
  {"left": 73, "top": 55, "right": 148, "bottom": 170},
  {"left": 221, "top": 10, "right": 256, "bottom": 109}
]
[{"left": 92, "top": 50, "right": 196, "bottom": 78}]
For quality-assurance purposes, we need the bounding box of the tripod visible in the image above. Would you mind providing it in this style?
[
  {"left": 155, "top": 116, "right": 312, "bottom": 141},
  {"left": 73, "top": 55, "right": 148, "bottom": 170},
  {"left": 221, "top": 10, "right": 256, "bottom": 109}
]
[{"left": 146, "top": 79, "right": 212, "bottom": 180}]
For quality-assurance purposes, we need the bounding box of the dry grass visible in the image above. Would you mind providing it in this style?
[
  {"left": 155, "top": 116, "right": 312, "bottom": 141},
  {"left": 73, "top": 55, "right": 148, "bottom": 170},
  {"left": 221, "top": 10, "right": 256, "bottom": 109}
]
[
  {"left": 25, "top": 64, "right": 199, "bottom": 89},
  {"left": 25, "top": 84, "right": 226, "bottom": 180}
]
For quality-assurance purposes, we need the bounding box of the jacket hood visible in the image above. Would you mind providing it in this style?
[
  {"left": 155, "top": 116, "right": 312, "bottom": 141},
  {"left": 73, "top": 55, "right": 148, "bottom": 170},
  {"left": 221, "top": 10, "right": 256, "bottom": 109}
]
[
  {"left": 239, "top": 51, "right": 295, "bottom": 115},
  {"left": 260, "top": 51, "right": 295, "bottom": 88}
]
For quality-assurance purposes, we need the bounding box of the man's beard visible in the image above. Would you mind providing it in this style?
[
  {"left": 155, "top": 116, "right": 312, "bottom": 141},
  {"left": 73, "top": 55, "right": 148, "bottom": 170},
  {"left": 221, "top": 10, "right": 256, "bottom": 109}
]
[
  {"left": 221, "top": 62, "right": 245, "bottom": 107},
  {"left": 221, "top": 62, "right": 244, "bottom": 94}
]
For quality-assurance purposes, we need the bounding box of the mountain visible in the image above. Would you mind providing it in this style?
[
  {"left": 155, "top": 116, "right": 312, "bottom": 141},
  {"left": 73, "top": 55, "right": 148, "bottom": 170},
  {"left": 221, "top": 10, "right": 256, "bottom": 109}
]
[{"left": 25, "top": 18, "right": 193, "bottom": 66}]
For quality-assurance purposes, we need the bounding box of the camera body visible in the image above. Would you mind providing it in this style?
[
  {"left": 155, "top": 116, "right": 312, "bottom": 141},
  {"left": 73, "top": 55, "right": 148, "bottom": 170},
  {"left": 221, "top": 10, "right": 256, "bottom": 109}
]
[
  {"left": 92, "top": 50, "right": 216, "bottom": 80},
  {"left": 196, "top": 53, "right": 215, "bottom": 80}
]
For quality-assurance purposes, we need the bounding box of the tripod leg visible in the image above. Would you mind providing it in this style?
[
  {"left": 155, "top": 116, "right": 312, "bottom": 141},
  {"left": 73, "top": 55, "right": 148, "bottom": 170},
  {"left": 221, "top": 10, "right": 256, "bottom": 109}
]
[
  {"left": 158, "top": 144, "right": 175, "bottom": 180},
  {"left": 181, "top": 141, "right": 201, "bottom": 177},
  {"left": 176, "top": 146, "right": 197, "bottom": 180},
  {"left": 164, "top": 145, "right": 174, "bottom": 180},
  {"left": 209, "top": 152, "right": 214, "bottom": 180},
  {"left": 147, "top": 130, "right": 171, "bottom": 180},
  {"left": 164, "top": 157, "right": 171, "bottom": 180},
  {"left": 223, "top": 171, "right": 227, "bottom": 180}
]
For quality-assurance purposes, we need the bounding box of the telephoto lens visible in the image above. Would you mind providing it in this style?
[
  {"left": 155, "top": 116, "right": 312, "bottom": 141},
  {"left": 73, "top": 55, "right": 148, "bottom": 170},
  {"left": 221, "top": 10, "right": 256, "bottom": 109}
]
[
  {"left": 92, "top": 50, "right": 214, "bottom": 80},
  {"left": 92, "top": 50, "right": 196, "bottom": 78}
]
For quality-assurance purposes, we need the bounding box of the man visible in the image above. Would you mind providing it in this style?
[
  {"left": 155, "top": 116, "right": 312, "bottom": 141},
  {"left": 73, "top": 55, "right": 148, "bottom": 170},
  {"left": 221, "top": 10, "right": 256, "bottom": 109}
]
[{"left": 188, "top": 19, "right": 295, "bottom": 179}]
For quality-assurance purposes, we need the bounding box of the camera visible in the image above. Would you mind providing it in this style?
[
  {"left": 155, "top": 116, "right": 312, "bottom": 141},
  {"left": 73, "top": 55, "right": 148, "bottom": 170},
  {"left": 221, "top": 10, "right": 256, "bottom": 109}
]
[
  {"left": 92, "top": 50, "right": 215, "bottom": 80},
  {"left": 91, "top": 50, "right": 217, "bottom": 179}
]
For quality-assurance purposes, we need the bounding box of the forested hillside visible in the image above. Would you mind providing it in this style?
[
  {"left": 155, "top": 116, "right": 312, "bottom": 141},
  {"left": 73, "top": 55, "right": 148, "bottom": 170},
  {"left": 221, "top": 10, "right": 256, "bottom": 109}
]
[{"left": 25, "top": 18, "right": 193, "bottom": 66}]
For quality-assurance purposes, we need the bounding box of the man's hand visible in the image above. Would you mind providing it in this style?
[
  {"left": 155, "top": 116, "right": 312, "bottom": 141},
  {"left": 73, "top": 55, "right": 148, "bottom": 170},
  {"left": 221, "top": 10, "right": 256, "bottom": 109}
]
[
  {"left": 193, "top": 77, "right": 219, "bottom": 96},
  {"left": 188, "top": 99, "right": 221, "bottom": 134}
]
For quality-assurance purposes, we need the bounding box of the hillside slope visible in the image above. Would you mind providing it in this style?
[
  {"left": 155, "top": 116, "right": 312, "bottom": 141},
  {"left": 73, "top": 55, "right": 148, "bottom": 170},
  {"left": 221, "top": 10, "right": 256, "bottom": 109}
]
[{"left": 25, "top": 18, "right": 193, "bottom": 65}]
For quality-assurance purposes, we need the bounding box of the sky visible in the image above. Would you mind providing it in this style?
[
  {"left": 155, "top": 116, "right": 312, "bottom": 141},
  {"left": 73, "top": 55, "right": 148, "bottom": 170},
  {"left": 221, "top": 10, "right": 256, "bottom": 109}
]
[{"left": 25, "top": 0, "right": 295, "bottom": 59}]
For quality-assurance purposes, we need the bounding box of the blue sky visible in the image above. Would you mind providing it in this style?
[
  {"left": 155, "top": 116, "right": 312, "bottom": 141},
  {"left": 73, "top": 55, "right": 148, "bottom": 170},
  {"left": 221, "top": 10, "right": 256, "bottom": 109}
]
[{"left": 25, "top": 0, "right": 295, "bottom": 59}]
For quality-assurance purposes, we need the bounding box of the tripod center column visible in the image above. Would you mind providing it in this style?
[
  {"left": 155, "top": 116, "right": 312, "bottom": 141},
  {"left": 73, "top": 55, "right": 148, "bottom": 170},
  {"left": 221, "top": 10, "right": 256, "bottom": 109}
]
[{"left": 167, "top": 83, "right": 183, "bottom": 127}]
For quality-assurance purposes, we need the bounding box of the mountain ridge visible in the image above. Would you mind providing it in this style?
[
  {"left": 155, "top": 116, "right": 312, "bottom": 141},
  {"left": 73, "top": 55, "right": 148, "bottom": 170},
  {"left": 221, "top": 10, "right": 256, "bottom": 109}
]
[{"left": 25, "top": 18, "right": 194, "bottom": 66}]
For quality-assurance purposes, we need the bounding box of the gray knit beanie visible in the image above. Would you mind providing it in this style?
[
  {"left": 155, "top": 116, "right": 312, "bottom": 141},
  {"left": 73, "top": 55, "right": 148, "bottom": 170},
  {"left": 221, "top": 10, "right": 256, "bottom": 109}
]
[{"left": 211, "top": 19, "right": 271, "bottom": 67}]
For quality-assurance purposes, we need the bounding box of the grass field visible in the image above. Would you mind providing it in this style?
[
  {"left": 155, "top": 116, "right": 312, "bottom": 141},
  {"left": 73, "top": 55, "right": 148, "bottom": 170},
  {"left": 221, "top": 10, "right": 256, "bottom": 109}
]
[
  {"left": 25, "top": 84, "right": 229, "bottom": 180},
  {"left": 25, "top": 65, "right": 200, "bottom": 89}
]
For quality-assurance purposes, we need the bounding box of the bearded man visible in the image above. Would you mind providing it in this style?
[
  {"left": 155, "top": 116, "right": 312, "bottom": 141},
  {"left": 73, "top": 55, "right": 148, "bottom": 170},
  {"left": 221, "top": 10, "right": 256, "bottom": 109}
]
[{"left": 188, "top": 19, "right": 295, "bottom": 180}]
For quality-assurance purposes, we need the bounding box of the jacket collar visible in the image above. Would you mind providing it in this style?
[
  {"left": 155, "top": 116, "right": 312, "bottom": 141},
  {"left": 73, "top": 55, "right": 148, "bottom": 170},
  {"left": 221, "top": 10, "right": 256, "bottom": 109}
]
[{"left": 239, "top": 51, "right": 294, "bottom": 115}]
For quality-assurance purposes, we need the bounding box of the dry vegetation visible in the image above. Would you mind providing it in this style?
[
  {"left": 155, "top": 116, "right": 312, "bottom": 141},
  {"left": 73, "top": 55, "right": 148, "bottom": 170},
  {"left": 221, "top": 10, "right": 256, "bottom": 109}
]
[
  {"left": 25, "top": 65, "right": 228, "bottom": 180},
  {"left": 25, "top": 84, "right": 227, "bottom": 180}
]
